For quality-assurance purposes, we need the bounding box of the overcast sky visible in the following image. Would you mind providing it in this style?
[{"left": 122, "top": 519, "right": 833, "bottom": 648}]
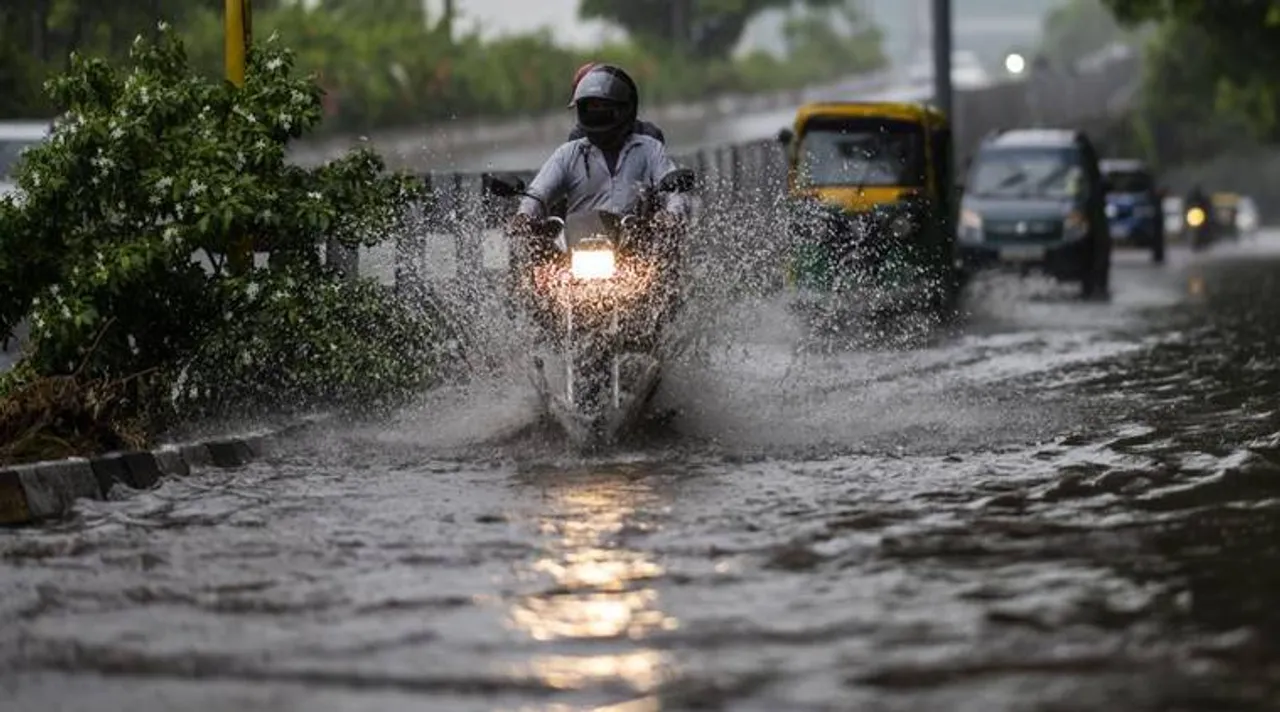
[{"left": 420, "top": 0, "right": 1050, "bottom": 65}]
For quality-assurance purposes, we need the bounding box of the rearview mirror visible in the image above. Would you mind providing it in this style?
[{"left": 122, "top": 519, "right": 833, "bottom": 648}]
[
  {"left": 482, "top": 173, "right": 527, "bottom": 198},
  {"left": 776, "top": 127, "right": 794, "bottom": 145},
  {"left": 658, "top": 168, "right": 696, "bottom": 193}
]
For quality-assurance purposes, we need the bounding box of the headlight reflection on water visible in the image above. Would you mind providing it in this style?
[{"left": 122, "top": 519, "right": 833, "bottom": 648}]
[{"left": 505, "top": 475, "right": 679, "bottom": 696}]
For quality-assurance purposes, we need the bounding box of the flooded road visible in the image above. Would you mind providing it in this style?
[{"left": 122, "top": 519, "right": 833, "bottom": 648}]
[{"left": 5, "top": 235, "right": 1280, "bottom": 710}]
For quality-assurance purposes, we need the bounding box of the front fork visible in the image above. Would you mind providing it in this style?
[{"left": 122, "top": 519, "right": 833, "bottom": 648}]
[{"left": 564, "top": 299, "right": 620, "bottom": 413}]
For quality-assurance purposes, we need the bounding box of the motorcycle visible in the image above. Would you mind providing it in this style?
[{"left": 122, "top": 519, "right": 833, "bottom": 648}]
[
  {"left": 483, "top": 168, "right": 696, "bottom": 449},
  {"left": 1184, "top": 203, "right": 1215, "bottom": 251}
]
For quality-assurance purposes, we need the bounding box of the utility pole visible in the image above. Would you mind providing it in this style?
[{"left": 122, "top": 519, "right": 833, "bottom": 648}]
[
  {"left": 931, "top": 0, "right": 953, "bottom": 119},
  {"left": 225, "top": 0, "right": 252, "bottom": 275},
  {"left": 443, "top": 0, "right": 455, "bottom": 42}
]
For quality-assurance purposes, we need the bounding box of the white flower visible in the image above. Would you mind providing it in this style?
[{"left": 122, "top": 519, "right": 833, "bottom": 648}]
[
  {"left": 163, "top": 225, "right": 180, "bottom": 245},
  {"left": 157, "top": 20, "right": 169, "bottom": 32},
  {"left": 187, "top": 180, "right": 206, "bottom": 197},
  {"left": 290, "top": 89, "right": 306, "bottom": 104},
  {"left": 308, "top": 191, "right": 322, "bottom": 201},
  {"left": 267, "top": 57, "right": 283, "bottom": 71},
  {"left": 110, "top": 126, "right": 124, "bottom": 140}
]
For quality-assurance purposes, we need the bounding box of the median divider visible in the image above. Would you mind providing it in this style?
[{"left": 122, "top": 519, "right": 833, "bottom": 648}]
[{"left": 0, "top": 413, "right": 334, "bottom": 526}]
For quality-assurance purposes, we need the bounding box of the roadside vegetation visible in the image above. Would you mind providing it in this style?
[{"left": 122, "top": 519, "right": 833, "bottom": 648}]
[
  {"left": 0, "top": 26, "right": 454, "bottom": 466},
  {"left": 1, "top": 0, "right": 886, "bottom": 135}
]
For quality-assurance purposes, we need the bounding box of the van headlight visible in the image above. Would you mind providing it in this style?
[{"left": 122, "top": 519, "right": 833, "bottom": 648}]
[
  {"left": 1064, "top": 209, "right": 1089, "bottom": 240},
  {"left": 959, "top": 208, "right": 983, "bottom": 241},
  {"left": 570, "top": 247, "right": 616, "bottom": 280}
]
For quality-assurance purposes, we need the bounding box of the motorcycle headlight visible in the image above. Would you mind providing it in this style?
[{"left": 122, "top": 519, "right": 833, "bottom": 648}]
[
  {"left": 960, "top": 208, "right": 983, "bottom": 230},
  {"left": 1186, "top": 207, "right": 1206, "bottom": 227},
  {"left": 570, "top": 247, "right": 615, "bottom": 280}
]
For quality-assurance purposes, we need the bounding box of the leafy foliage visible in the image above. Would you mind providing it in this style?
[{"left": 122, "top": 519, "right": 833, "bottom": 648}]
[
  {"left": 2, "top": 1, "right": 886, "bottom": 132},
  {"left": 579, "top": 0, "right": 842, "bottom": 59},
  {"left": 173, "top": 266, "right": 458, "bottom": 421},
  {"left": 0, "top": 25, "right": 445, "bottom": 456},
  {"left": 1103, "top": 0, "right": 1280, "bottom": 142},
  {"left": 1038, "top": 0, "right": 1139, "bottom": 65}
]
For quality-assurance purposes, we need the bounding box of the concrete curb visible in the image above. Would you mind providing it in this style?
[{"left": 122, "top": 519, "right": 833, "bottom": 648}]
[{"left": 0, "top": 413, "right": 334, "bottom": 526}]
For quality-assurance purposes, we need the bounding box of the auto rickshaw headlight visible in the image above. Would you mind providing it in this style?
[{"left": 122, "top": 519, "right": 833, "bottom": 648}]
[
  {"left": 1186, "top": 206, "right": 1206, "bottom": 227},
  {"left": 889, "top": 213, "right": 915, "bottom": 238}
]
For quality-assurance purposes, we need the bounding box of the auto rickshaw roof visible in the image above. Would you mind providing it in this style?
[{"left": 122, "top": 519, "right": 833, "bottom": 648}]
[
  {"left": 792, "top": 101, "right": 947, "bottom": 129},
  {"left": 1212, "top": 192, "right": 1240, "bottom": 205}
]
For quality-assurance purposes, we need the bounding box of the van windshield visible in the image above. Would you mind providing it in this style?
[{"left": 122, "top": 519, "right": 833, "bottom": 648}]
[
  {"left": 968, "top": 147, "right": 1084, "bottom": 199},
  {"left": 796, "top": 117, "right": 926, "bottom": 188},
  {"left": 1103, "top": 169, "right": 1153, "bottom": 194}
]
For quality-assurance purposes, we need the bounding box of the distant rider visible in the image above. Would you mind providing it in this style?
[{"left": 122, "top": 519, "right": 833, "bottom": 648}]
[
  {"left": 566, "top": 62, "right": 666, "bottom": 145},
  {"left": 1184, "top": 184, "right": 1210, "bottom": 213}
]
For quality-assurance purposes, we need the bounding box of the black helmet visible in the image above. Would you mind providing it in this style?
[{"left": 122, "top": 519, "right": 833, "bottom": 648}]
[{"left": 570, "top": 64, "right": 638, "bottom": 144}]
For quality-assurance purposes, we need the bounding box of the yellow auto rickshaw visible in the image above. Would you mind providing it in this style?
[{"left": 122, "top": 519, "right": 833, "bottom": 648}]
[
  {"left": 776, "top": 101, "right": 958, "bottom": 309},
  {"left": 1211, "top": 192, "right": 1241, "bottom": 239}
]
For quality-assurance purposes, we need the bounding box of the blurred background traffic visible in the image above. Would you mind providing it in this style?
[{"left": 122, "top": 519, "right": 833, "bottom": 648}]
[{"left": 0, "top": 0, "right": 1270, "bottom": 234}]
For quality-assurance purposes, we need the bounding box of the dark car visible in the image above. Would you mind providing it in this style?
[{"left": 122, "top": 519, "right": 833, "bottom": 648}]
[
  {"left": 956, "top": 128, "right": 1111, "bottom": 298},
  {"left": 1099, "top": 158, "right": 1165, "bottom": 263}
]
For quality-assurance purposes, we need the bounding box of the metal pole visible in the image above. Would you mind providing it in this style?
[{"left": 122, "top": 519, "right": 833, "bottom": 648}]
[
  {"left": 931, "top": 0, "right": 952, "bottom": 119},
  {"left": 226, "top": 0, "right": 252, "bottom": 275}
]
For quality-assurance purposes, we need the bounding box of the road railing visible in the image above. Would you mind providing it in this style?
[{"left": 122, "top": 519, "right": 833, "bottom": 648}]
[{"left": 320, "top": 51, "right": 1143, "bottom": 293}]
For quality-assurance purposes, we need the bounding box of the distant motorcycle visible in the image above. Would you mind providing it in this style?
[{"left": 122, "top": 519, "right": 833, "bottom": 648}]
[
  {"left": 484, "top": 168, "right": 695, "bottom": 449},
  {"left": 1184, "top": 203, "right": 1215, "bottom": 252}
]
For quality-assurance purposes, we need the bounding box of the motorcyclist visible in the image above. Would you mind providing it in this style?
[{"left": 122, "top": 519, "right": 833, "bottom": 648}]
[
  {"left": 566, "top": 62, "right": 666, "bottom": 145},
  {"left": 508, "top": 63, "right": 690, "bottom": 251},
  {"left": 506, "top": 64, "right": 691, "bottom": 333},
  {"left": 1185, "top": 183, "right": 1210, "bottom": 213},
  {"left": 1184, "top": 183, "right": 1214, "bottom": 241}
]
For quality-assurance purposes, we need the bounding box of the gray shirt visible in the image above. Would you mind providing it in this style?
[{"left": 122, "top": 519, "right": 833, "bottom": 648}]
[{"left": 517, "top": 134, "right": 691, "bottom": 221}]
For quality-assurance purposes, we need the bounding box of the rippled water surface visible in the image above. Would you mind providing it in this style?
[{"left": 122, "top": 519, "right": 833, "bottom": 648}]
[{"left": 6, "top": 237, "right": 1280, "bottom": 711}]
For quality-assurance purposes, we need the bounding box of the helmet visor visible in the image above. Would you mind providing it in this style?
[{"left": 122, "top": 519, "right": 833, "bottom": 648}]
[{"left": 576, "top": 98, "right": 627, "bottom": 132}]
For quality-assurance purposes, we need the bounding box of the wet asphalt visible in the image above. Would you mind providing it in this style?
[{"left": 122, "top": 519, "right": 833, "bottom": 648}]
[{"left": 4, "top": 233, "right": 1280, "bottom": 711}]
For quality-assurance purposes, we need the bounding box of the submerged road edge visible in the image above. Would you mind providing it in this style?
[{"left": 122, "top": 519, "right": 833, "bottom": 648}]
[{"left": 0, "top": 413, "right": 335, "bottom": 526}]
